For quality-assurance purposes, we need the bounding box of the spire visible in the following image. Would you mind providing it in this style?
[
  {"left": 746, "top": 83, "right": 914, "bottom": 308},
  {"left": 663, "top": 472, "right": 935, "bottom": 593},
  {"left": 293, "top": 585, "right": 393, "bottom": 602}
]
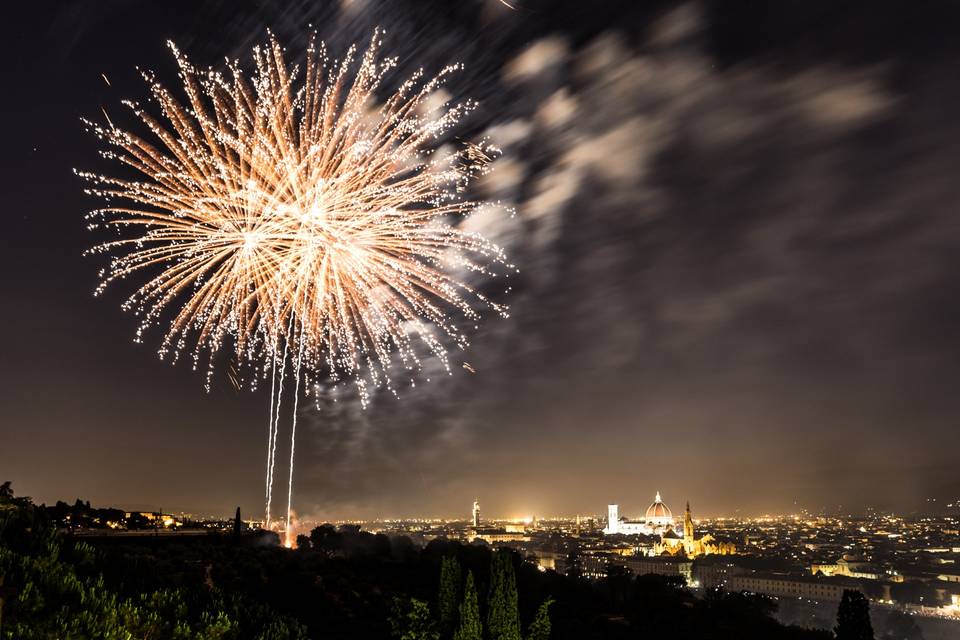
[{"left": 655, "top": 491, "right": 662, "bottom": 503}]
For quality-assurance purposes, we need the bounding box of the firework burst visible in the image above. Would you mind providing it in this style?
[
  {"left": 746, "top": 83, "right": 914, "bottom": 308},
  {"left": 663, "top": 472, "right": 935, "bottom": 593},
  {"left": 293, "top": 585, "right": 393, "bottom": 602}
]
[{"left": 80, "top": 32, "right": 513, "bottom": 540}]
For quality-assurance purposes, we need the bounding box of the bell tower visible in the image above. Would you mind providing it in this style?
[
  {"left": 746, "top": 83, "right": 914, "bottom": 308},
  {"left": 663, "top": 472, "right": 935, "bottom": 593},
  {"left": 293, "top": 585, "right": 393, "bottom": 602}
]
[
  {"left": 607, "top": 504, "right": 619, "bottom": 534},
  {"left": 683, "top": 501, "right": 694, "bottom": 543}
]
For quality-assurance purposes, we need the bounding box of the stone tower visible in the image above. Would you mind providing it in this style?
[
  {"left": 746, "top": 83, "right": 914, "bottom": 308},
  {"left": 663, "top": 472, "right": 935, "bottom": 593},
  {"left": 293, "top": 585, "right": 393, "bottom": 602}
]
[
  {"left": 607, "top": 504, "right": 620, "bottom": 534},
  {"left": 683, "top": 501, "right": 694, "bottom": 544}
]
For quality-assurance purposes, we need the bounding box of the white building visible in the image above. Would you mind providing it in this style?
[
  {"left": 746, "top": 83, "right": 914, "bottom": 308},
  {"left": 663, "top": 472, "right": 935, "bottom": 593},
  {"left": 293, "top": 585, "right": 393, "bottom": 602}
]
[{"left": 604, "top": 492, "right": 675, "bottom": 535}]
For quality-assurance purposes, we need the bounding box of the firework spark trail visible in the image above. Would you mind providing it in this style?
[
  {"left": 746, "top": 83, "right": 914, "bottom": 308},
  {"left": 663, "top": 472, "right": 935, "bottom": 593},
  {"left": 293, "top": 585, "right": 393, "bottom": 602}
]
[
  {"left": 266, "top": 317, "right": 294, "bottom": 528},
  {"left": 285, "top": 325, "right": 306, "bottom": 547},
  {"left": 265, "top": 356, "right": 277, "bottom": 524},
  {"left": 81, "top": 31, "right": 513, "bottom": 532}
]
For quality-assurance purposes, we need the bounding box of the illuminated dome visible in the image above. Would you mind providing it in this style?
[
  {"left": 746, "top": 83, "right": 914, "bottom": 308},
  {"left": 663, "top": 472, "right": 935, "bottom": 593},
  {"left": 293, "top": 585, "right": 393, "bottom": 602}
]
[{"left": 645, "top": 492, "right": 673, "bottom": 524}]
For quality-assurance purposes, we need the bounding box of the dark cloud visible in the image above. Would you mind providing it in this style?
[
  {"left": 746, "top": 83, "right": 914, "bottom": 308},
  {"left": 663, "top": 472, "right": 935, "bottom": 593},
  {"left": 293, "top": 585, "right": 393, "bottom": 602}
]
[{"left": 280, "top": 4, "right": 960, "bottom": 520}]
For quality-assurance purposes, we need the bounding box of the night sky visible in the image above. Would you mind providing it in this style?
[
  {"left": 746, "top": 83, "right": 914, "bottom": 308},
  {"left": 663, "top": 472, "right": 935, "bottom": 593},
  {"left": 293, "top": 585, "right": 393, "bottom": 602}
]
[{"left": 2, "top": 0, "right": 960, "bottom": 521}]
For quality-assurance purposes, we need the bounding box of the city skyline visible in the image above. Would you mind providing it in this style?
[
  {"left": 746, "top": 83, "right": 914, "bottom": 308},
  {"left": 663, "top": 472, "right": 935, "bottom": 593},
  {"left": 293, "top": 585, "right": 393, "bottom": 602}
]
[
  {"left": 14, "top": 476, "right": 960, "bottom": 637},
  {"left": 19, "top": 489, "right": 960, "bottom": 525}
]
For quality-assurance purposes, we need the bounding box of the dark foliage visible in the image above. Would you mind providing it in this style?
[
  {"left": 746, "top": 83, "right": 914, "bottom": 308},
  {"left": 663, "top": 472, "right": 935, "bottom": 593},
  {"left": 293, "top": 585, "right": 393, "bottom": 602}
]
[
  {"left": 437, "top": 555, "right": 461, "bottom": 638},
  {"left": 454, "top": 571, "right": 482, "bottom": 640},
  {"left": 487, "top": 549, "right": 521, "bottom": 640},
  {"left": 0, "top": 484, "right": 304, "bottom": 639},
  {"left": 835, "top": 590, "right": 875, "bottom": 640}
]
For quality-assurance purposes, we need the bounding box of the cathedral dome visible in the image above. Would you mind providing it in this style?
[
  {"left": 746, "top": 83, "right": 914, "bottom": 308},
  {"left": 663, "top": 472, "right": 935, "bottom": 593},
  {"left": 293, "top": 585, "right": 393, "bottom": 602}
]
[{"left": 645, "top": 492, "right": 672, "bottom": 520}]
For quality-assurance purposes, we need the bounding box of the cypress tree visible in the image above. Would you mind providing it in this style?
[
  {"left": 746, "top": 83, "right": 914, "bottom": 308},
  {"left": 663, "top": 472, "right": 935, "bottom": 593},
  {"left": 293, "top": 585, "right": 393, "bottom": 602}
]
[
  {"left": 454, "top": 571, "right": 482, "bottom": 640},
  {"left": 835, "top": 589, "right": 874, "bottom": 640},
  {"left": 232, "top": 506, "right": 242, "bottom": 540},
  {"left": 438, "top": 555, "right": 462, "bottom": 638},
  {"left": 525, "top": 598, "right": 553, "bottom": 640},
  {"left": 487, "top": 549, "right": 521, "bottom": 640}
]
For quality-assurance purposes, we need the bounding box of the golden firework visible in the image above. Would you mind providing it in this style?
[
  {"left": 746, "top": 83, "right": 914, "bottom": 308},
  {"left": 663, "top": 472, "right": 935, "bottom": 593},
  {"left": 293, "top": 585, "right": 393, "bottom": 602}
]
[
  {"left": 80, "top": 32, "right": 512, "bottom": 534},
  {"left": 81, "top": 32, "right": 511, "bottom": 400}
]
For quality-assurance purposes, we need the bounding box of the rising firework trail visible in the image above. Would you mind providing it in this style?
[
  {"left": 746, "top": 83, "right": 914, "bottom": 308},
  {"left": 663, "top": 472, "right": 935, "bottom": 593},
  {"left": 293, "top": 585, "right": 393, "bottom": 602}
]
[{"left": 80, "top": 31, "right": 513, "bottom": 546}]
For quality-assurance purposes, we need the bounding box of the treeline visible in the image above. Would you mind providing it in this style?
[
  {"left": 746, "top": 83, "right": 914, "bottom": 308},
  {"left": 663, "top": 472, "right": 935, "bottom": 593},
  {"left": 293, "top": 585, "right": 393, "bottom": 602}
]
[
  {"left": 2, "top": 483, "right": 857, "bottom": 639},
  {"left": 43, "top": 498, "right": 125, "bottom": 529},
  {"left": 0, "top": 483, "right": 304, "bottom": 639},
  {"left": 387, "top": 552, "right": 552, "bottom": 640}
]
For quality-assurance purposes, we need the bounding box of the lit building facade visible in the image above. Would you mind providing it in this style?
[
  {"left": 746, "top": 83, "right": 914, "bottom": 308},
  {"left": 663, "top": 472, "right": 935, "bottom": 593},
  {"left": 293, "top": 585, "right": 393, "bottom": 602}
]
[
  {"left": 810, "top": 556, "right": 891, "bottom": 581},
  {"left": 605, "top": 492, "right": 675, "bottom": 535},
  {"left": 655, "top": 502, "right": 736, "bottom": 558},
  {"left": 726, "top": 574, "right": 850, "bottom": 603}
]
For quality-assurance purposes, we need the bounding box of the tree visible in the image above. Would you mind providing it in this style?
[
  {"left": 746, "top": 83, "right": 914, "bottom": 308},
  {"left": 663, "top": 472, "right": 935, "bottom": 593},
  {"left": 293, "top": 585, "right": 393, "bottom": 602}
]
[
  {"left": 487, "top": 549, "right": 521, "bottom": 640},
  {"left": 605, "top": 564, "right": 632, "bottom": 608},
  {"left": 438, "top": 555, "right": 462, "bottom": 638},
  {"left": 454, "top": 571, "right": 482, "bottom": 640},
  {"left": 295, "top": 534, "right": 311, "bottom": 550},
  {"left": 881, "top": 610, "right": 924, "bottom": 640},
  {"left": 0, "top": 482, "right": 30, "bottom": 509},
  {"left": 233, "top": 506, "right": 242, "bottom": 540},
  {"left": 835, "top": 590, "right": 874, "bottom": 640},
  {"left": 0, "top": 497, "right": 306, "bottom": 639},
  {"left": 309, "top": 524, "right": 343, "bottom": 556},
  {"left": 525, "top": 598, "right": 553, "bottom": 640},
  {"left": 390, "top": 598, "right": 439, "bottom": 640}
]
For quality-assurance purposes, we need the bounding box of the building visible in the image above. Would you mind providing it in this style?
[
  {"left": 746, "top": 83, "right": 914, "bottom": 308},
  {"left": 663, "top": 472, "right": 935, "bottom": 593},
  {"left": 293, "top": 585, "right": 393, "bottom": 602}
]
[
  {"left": 693, "top": 559, "right": 746, "bottom": 589},
  {"left": 605, "top": 492, "right": 675, "bottom": 535},
  {"left": 467, "top": 527, "right": 527, "bottom": 544},
  {"left": 580, "top": 551, "right": 693, "bottom": 582},
  {"left": 622, "top": 556, "right": 694, "bottom": 584},
  {"left": 472, "top": 499, "right": 480, "bottom": 528},
  {"left": 532, "top": 550, "right": 569, "bottom": 574},
  {"left": 654, "top": 502, "right": 736, "bottom": 558},
  {"left": 810, "top": 556, "right": 890, "bottom": 581},
  {"left": 726, "top": 573, "right": 854, "bottom": 603},
  {"left": 124, "top": 511, "right": 181, "bottom": 528}
]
